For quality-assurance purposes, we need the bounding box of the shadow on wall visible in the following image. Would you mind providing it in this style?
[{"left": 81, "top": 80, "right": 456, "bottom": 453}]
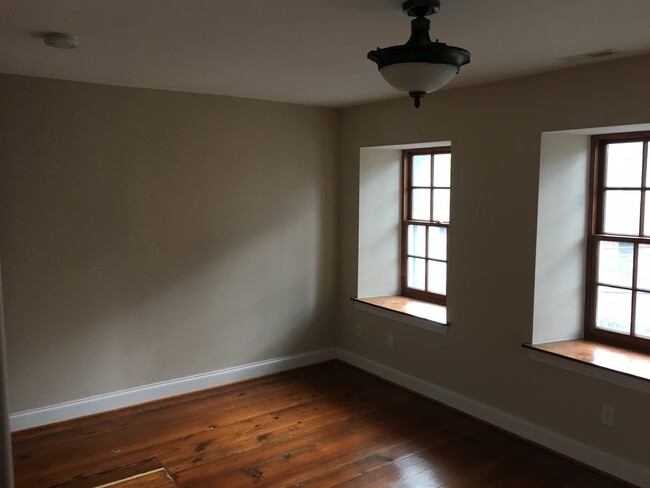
[{"left": 0, "top": 76, "right": 337, "bottom": 412}]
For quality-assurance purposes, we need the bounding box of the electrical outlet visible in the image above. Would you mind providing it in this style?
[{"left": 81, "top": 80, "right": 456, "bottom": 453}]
[
  {"left": 601, "top": 404, "right": 615, "bottom": 427},
  {"left": 387, "top": 334, "right": 394, "bottom": 349},
  {"left": 355, "top": 324, "right": 362, "bottom": 337}
]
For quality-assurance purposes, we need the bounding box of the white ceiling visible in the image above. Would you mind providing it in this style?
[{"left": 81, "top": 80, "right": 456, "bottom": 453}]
[{"left": 1, "top": 0, "right": 650, "bottom": 107}]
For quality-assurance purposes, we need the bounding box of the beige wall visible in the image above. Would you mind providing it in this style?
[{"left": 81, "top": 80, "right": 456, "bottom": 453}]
[
  {"left": 0, "top": 263, "right": 14, "bottom": 487},
  {"left": 534, "top": 133, "right": 590, "bottom": 343},
  {"left": 337, "top": 55, "right": 650, "bottom": 469},
  {"left": 358, "top": 148, "right": 401, "bottom": 298},
  {"left": 0, "top": 74, "right": 338, "bottom": 412}
]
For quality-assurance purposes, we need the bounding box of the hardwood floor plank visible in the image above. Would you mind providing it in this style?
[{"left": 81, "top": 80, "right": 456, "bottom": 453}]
[
  {"left": 187, "top": 401, "right": 459, "bottom": 487},
  {"left": 158, "top": 380, "right": 419, "bottom": 474},
  {"left": 484, "top": 452, "right": 574, "bottom": 488},
  {"left": 11, "top": 361, "right": 633, "bottom": 488},
  {"left": 170, "top": 401, "right": 417, "bottom": 485},
  {"left": 435, "top": 440, "right": 541, "bottom": 488},
  {"left": 289, "top": 423, "right": 467, "bottom": 488}
]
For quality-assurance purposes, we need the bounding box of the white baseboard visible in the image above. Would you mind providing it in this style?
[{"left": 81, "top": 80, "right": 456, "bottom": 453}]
[
  {"left": 10, "top": 348, "right": 337, "bottom": 432},
  {"left": 335, "top": 348, "right": 650, "bottom": 488}
]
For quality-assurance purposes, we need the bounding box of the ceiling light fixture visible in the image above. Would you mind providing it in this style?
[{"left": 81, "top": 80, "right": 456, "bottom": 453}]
[{"left": 368, "top": 0, "right": 470, "bottom": 108}]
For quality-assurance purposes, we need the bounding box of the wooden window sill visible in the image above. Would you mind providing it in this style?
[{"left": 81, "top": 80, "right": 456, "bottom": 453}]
[
  {"left": 352, "top": 296, "right": 448, "bottom": 334},
  {"left": 523, "top": 339, "right": 650, "bottom": 394}
]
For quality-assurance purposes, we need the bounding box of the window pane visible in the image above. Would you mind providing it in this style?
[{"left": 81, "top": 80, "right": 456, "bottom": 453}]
[
  {"left": 433, "top": 153, "right": 451, "bottom": 187},
  {"left": 407, "top": 225, "right": 426, "bottom": 257},
  {"left": 427, "top": 260, "right": 447, "bottom": 295},
  {"left": 597, "top": 241, "right": 633, "bottom": 287},
  {"left": 645, "top": 191, "right": 650, "bottom": 237},
  {"left": 428, "top": 226, "right": 447, "bottom": 261},
  {"left": 603, "top": 190, "right": 640, "bottom": 235},
  {"left": 432, "top": 189, "right": 450, "bottom": 223},
  {"left": 638, "top": 244, "right": 650, "bottom": 290},
  {"left": 605, "top": 142, "right": 643, "bottom": 188},
  {"left": 407, "top": 257, "right": 426, "bottom": 290},
  {"left": 412, "top": 154, "right": 431, "bottom": 187},
  {"left": 595, "top": 286, "right": 631, "bottom": 334},
  {"left": 647, "top": 144, "right": 650, "bottom": 186},
  {"left": 635, "top": 292, "right": 650, "bottom": 338},
  {"left": 411, "top": 189, "right": 431, "bottom": 220}
]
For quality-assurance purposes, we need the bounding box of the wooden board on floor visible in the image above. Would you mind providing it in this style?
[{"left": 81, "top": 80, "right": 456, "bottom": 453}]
[
  {"left": 102, "top": 469, "right": 177, "bottom": 488},
  {"left": 45, "top": 458, "right": 177, "bottom": 488}
]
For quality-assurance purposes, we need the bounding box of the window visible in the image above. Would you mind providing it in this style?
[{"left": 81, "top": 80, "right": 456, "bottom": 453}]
[
  {"left": 402, "top": 148, "right": 450, "bottom": 305},
  {"left": 587, "top": 132, "right": 650, "bottom": 351}
]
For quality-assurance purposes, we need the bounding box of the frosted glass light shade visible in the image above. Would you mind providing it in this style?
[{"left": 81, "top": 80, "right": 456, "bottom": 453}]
[{"left": 379, "top": 62, "right": 458, "bottom": 93}]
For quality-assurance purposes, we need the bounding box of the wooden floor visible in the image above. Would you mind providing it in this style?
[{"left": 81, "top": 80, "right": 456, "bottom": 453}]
[{"left": 12, "top": 361, "right": 631, "bottom": 488}]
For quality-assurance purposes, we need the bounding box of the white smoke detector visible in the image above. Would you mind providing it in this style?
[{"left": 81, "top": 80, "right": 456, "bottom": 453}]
[{"left": 42, "top": 32, "right": 79, "bottom": 49}]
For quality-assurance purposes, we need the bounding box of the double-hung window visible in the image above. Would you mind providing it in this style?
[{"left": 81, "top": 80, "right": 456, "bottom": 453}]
[
  {"left": 402, "top": 148, "right": 451, "bottom": 305},
  {"left": 587, "top": 132, "right": 650, "bottom": 351}
]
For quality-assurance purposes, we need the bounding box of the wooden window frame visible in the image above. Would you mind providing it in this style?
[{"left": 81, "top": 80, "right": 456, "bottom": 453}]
[
  {"left": 401, "top": 147, "right": 450, "bottom": 305},
  {"left": 586, "top": 131, "right": 650, "bottom": 353}
]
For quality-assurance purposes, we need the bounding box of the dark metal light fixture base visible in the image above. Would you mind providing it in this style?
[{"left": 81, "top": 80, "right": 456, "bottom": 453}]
[{"left": 402, "top": 0, "right": 440, "bottom": 17}]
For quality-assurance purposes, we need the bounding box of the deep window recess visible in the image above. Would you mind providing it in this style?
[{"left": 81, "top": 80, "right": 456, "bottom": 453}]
[
  {"left": 402, "top": 148, "right": 451, "bottom": 305},
  {"left": 587, "top": 132, "right": 650, "bottom": 351}
]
